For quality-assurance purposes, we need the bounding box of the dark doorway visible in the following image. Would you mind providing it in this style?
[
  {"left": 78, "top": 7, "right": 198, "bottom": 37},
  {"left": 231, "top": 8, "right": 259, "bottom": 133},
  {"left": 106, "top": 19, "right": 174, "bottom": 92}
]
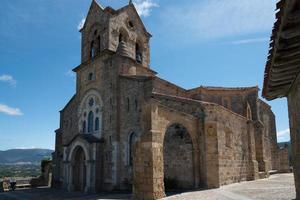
[
  {"left": 72, "top": 146, "right": 86, "bottom": 191},
  {"left": 163, "top": 123, "right": 195, "bottom": 191}
]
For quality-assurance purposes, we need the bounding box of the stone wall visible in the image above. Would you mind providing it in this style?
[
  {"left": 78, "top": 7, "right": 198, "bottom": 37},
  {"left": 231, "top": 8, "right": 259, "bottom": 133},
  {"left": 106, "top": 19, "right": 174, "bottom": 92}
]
[
  {"left": 287, "top": 77, "right": 300, "bottom": 199},
  {"left": 278, "top": 147, "right": 290, "bottom": 173},
  {"left": 203, "top": 105, "right": 258, "bottom": 186},
  {"left": 188, "top": 87, "right": 258, "bottom": 119}
]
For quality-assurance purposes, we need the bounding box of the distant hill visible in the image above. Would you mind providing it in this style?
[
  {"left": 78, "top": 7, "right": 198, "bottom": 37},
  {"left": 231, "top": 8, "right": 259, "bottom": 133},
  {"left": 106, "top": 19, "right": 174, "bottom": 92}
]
[{"left": 0, "top": 149, "right": 53, "bottom": 165}]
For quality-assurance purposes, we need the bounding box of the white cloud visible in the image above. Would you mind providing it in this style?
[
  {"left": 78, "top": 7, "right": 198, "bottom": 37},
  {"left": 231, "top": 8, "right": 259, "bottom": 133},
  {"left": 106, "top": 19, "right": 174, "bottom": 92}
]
[
  {"left": 134, "top": 0, "right": 159, "bottom": 17},
  {"left": 0, "top": 74, "right": 17, "bottom": 87},
  {"left": 160, "top": 0, "right": 277, "bottom": 40},
  {"left": 0, "top": 104, "right": 23, "bottom": 116},
  {"left": 77, "top": 17, "right": 86, "bottom": 30},
  {"left": 228, "top": 37, "right": 269, "bottom": 45},
  {"left": 277, "top": 128, "right": 290, "bottom": 142}
]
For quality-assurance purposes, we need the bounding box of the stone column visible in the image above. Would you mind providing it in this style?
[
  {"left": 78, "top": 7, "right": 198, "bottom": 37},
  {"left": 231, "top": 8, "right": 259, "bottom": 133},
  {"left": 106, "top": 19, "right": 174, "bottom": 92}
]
[
  {"left": 247, "top": 121, "right": 259, "bottom": 180},
  {"left": 254, "top": 122, "right": 269, "bottom": 176},
  {"left": 85, "top": 161, "right": 91, "bottom": 192},
  {"left": 65, "top": 162, "right": 73, "bottom": 191},
  {"left": 133, "top": 130, "right": 165, "bottom": 200}
]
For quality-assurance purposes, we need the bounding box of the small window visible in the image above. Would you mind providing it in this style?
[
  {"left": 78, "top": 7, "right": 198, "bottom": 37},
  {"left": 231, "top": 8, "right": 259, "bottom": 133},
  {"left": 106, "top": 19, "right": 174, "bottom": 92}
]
[
  {"left": 90, "top": 41, "right": 95, "bottom": 58},
  {"left": 119, "top": 33, "right": 123, "bottom": 43},
  {"left": 128, "top": 21, "right": 134, "bottom": 28},
  {"left": 109, "top": 136, "right": 112, "bottom": 145},
  {"left": 88, "top": 111, "right": 94, "bottom": 133},
  {"left": 95, "top": 117, "right": 99, "bottom": 131},
  {"left": 127, "top": 98, "right": 130, "bottom": 111},
  {"left": 97, "top": 36, "right": 101, "bottom": 53},
  {"left": 89, "top": 98, "right": 94, "bottom": 107},
  {"left": 136, "top": 43, "right": 142, "bottom": 64},
  {"left": 83, "top": 121, "right": 86, "bottom": 133},
  {"left": 88, "top": 73, "right": 93, "bottom": 81},
  {"left": 129, "top": 132, "right": 138, "bottom": 166}
]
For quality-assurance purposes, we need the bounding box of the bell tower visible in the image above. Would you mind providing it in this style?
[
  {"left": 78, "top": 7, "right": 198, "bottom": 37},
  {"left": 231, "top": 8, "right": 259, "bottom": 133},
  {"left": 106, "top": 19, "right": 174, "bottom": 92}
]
[{"left": 79, "top": 0, "right": 152, "bottom": 67}]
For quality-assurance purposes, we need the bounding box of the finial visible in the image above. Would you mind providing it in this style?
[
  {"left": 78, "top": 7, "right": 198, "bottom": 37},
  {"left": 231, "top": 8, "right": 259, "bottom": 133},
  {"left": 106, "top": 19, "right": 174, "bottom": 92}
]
[{"left": 129, "top": 0, "right": 133, "bottom": 4}]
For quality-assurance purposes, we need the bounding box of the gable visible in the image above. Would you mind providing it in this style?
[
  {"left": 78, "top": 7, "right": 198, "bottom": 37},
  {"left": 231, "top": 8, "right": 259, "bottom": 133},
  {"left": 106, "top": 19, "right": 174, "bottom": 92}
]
[
  {"left": 116, "top": 4, "right": 152, "bottom": 37},
  {"left": 80, "top": 0, "right": 104, "bottom": 32}
]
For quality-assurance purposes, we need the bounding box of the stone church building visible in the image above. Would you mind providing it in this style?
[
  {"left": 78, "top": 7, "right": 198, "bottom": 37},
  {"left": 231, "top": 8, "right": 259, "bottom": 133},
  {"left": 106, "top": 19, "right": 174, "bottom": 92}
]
[{"left": 52, "top": 1, "right": 290, "bottom": 199}]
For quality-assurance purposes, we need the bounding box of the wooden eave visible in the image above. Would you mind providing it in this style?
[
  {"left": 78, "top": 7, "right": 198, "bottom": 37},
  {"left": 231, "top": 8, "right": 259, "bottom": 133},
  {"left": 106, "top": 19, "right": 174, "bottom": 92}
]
[{"left": 263, "top": 0, "right": 300, "bottom": 100}]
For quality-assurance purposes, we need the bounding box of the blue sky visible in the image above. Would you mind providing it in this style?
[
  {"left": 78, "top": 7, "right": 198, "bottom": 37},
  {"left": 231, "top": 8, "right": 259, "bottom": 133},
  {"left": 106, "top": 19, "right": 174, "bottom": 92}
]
[{"left": 0, "top": 0, "right": 290, "bottom": 150}]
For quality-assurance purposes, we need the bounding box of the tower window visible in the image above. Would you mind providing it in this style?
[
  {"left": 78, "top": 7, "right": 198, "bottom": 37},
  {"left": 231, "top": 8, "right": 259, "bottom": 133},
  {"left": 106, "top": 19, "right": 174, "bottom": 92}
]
[
  {"left": 97, "top": 36, "right": 101, "bottom": 53},
  {"left": 136, "top": 43, "right": 142, "bottom": 64},
  {"left": 128, "top": 21, "right": 134, "bottom": 28},
  {"left": 82, "top": 121, "right": 86, "bottom": 133},
  {"left": 88, "top": 73, "right": 93, "bottom": 81},
  {"left": 90, "top": 41, "right": 95, "bottom": 58},
  {"left": 119, "top": 33, "right": 123, "bottom": 43},
  {"left": 95, "top": 117, "right": 99, "bottom": 131},
  {"left": 88, "top": 111, "right": 94, "bottom": 133}
]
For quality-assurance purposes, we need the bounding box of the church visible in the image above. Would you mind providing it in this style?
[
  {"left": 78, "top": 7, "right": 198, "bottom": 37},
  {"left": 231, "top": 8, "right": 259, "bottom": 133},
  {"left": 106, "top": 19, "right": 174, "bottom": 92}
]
[{"left": 52, "top": 1, "right": 290, "bottom": 199}]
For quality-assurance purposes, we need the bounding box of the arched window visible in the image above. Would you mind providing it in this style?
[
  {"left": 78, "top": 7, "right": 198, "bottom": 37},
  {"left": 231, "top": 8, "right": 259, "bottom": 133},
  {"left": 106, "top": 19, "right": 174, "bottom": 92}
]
[
  {"left": 88, "top": 73, "right": 93, "bottom": 81},
  {"left": 129, "top": 132, "right": 138, "bottom": 166},
  {"left": 95, "top": 117, "right": 99, "bottom": 131},
  {"left": 90, "top": 41, "right": 95, "bottom": 58},
  {"left": 88, "top": 111, "right": 94, "bottom": 133},
  {"left": 83, "top": 121, "right": 86, "bottom": 133},
  {"left": 135, "top": 43, "right": 142, "bottom": 64},
  {"left": 119, "top": 33, "right": 123, "bottom": 43}
]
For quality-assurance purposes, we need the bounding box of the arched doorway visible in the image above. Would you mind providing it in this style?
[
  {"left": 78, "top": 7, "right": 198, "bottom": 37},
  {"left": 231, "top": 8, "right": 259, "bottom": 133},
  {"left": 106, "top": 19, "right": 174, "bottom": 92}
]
[
  {"left": 163, "top": 123, "right": 194, "bottom": 191},
  {"left": 72, "top": 146, "right": 86, "bottom": 191}
]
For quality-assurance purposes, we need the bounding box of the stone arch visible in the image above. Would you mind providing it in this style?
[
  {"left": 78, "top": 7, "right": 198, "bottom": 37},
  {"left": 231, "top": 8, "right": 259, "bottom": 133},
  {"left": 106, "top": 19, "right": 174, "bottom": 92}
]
[
  {"left": 118, "top": 27, "right": 129, "bottom": 43},
  {"left": 71, "top": 146, "right": 87, "bottom": 191},
  {"left": 87, "top": 23, "right": 102, "bottom": 58},
  {"left": 128, "top": 131, "right": 138, "bottom": 166},
  {"left": 68, "top": 140, "right": 90, "bottom": 162},
  {"left": 67, "top": 140, "right": 92, "bottom": 192},
  {"left": 135, "top": 40, "right": 143, "bottom": 64},
  {"left": 78, "top": 89, "right": 103, "bottom": 135},
  {"left": 163, "top": 123, "right": 195, "bottom": 190}
]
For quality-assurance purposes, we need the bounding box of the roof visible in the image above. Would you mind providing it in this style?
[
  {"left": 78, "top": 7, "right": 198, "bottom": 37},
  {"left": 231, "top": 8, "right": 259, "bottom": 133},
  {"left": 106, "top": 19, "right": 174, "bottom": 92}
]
[
  {"left": 263, "top": 0, "right": 300, "bottom": 100},
  {"left": 188, "top": 86, "right": 258, "bottom": 92},
  {"left": 81, "top": 1, "right": 151, "bottom": 37},
  {"left": 64, "top": 134, "right": 103, "bottom": 147}
]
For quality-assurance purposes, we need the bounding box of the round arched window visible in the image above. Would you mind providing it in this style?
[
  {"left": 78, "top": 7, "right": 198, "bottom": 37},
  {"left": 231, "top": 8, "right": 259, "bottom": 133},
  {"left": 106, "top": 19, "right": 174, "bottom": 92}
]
[{"left": 78, "top": 91, "right": 103, "bottom": 136}]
